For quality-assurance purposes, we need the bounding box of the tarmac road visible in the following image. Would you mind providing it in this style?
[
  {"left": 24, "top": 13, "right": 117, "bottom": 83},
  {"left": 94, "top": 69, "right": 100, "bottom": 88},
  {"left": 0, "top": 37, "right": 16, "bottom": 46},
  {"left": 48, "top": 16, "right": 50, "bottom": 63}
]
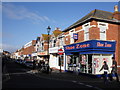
[
  {"left": 2, "top": 59, "right": 96, "bottom": 89},
  {"left": 2, "top": 59, "right": 120, "bottom": 89}
]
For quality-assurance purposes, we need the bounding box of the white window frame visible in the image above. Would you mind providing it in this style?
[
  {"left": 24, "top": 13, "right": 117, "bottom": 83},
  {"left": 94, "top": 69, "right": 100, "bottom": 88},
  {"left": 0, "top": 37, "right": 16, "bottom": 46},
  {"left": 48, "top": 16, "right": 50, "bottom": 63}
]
[
  {"left": 69, "top": 29, "right": 75, "bottom": 44},
  {"left": 82, "top": 22, "right": 90, "bottom": 41},
  {"left": 98, "top": 22, "right": 108, "bottom": 40}
]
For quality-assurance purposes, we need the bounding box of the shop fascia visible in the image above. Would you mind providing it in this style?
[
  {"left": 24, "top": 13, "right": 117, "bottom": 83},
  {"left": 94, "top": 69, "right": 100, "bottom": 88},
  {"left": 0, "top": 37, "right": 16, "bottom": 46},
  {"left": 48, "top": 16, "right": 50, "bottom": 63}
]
[
  {"left": 31, "top": 52, "right": 37, "bottom": 56},
  {"left": 37, "top": 51, "right": 48, "bottom": 56},
  {"left": 64, "top": 40, "right": 116, "bottom": 54},
  {"left": 49, "top": 46, "right": 64, "bottom": 54},
  {"left": 49, "top": 47, "right": 59, "bottom": 54}
]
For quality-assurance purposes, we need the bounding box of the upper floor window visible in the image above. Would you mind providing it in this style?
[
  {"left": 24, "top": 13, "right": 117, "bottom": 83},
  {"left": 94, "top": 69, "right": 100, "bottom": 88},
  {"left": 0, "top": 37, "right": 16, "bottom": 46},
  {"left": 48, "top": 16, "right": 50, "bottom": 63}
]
[
  {"left": 53, "top": 40, "right": 56, "bottom": 47},
  {"left": 59, "top": 35, "right": 65, "bottom": 46},
  {"left": 82, "top": 22, "right": 90, "bottom": 41},
  {"left": 98, "top": 22, "right": 108, "bottom": 40},
  {"left": 42, "top": 43, "right": 44, "bottom": 50},
  {"left": 69, "top": 29, "right": 75, "bottom": 44}
]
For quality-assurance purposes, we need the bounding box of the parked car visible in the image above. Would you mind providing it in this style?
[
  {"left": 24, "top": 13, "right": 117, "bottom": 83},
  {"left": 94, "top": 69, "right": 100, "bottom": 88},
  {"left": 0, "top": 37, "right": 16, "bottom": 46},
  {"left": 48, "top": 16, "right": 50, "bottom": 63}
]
[
  {"left": 22, "top": 60, "right": 26, "bottom": 65},
  {"left": 15, "top": 59, "right": 22, "bottom": 64},
  {"left": 25, "top": 61, "right": 33, "bottom": 68}
]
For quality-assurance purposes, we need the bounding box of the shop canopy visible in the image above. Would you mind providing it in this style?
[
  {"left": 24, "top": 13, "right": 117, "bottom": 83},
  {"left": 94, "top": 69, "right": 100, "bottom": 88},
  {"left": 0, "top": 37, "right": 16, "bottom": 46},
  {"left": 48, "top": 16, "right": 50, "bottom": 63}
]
[{"left": 64, "top": 40, "right": 116, "bottom": 55}]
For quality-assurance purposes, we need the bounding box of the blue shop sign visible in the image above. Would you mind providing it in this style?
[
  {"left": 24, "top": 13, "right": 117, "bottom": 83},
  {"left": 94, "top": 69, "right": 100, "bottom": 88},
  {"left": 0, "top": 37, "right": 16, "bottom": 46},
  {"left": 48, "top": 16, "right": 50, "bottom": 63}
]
[
  {"left": 73, "top": 33, "right": 78, "bottom": 40},
  {"left": 64, "top": 40, "right": 116, "bottom": 54}
]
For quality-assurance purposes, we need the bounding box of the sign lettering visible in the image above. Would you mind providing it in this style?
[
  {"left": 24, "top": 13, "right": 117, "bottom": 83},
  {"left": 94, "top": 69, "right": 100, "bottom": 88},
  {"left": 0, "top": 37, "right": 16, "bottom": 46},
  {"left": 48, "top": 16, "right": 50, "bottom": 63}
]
[{"left": 97, "top": 42, "right": 112, "bottom": 47}]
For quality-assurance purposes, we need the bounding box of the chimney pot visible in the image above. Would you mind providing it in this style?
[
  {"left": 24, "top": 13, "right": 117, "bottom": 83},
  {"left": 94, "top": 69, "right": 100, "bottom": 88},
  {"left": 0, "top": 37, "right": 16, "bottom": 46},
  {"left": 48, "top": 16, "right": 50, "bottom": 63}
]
[
  {"left": 55, "top": 27, "right": 60, "bottom": 30},
  {"left": 113, "top": 5, "right": 120, "bottom": 20},
  {"left": 114, "top": 5, "right": 118, "bottom": 12}
]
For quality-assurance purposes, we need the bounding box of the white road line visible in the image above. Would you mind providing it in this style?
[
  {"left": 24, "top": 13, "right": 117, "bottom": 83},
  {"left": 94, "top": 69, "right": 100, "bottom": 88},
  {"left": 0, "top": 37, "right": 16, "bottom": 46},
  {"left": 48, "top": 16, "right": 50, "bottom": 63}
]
[
  {"left": 85, "top": 84, "right": 93, "bottom": 88},
  {"left": 72, "top": 80, "right": 77, "bottom": 83},
  {"left": 78, "top": 82, "right": 84, "bottom": 85}
]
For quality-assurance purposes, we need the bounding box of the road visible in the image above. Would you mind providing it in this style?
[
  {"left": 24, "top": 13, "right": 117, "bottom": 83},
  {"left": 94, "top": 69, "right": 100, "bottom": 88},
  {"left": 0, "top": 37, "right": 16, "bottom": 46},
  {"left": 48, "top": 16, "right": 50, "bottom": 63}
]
[{"left": 2, "top": 59, "right": 95, "bottom": 89}]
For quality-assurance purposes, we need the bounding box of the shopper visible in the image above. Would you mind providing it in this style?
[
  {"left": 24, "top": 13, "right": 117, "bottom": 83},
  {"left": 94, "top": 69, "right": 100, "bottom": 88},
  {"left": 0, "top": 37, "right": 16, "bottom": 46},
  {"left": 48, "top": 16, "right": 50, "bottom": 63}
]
[
  {"left": 33, "top": 60, "right": 36, "bottom": 70},
  {"left": 109, "top": 57, "right": 119, "bottom": 82},
  {"left": 99, "top": 61, "right": 110, "bottom": 84}
]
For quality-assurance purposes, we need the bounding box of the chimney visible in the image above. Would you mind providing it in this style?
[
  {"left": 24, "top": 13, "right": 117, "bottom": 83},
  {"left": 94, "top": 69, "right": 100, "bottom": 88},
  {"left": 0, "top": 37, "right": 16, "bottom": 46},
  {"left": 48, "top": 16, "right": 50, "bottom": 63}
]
[
  {"left": 113, "top": 5, "right": 120, "bottom": 20},
  {"left": 55, "top": 27, "right": 60, "bottom": 30},
  {"left": 114, "top": 5, "right": 118, "bottom": 12}
]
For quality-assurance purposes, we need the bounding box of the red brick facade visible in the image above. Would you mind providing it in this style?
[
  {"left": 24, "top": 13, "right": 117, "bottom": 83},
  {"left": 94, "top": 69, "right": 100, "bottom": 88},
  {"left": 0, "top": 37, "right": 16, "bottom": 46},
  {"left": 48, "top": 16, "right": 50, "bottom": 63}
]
[{"left": 23, "top": 40, "right": 36, "bottom": 55}]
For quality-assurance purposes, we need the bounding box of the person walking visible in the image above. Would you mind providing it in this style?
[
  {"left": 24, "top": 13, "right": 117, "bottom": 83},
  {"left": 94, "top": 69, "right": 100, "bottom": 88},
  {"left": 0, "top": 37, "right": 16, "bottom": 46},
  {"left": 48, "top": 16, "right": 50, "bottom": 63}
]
[
  {"left": 109, "top": 57, "right": 119, "bottom": 82},
  {"left": 99, "top": 61, "right": 110, "bottom": 84},
  {"left": 38, "top": 61, "right": 42, "bottom": 72},
  {"left": 33, "top": 60, "right": 36, "bottom": 70}
]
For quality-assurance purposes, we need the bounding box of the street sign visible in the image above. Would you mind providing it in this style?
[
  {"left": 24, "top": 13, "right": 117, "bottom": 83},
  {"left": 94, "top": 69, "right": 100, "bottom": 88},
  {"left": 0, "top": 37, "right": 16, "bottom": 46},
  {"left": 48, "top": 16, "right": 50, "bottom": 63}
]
[{"left": 58, "top": 49, "right": 64, "bottom": 55}]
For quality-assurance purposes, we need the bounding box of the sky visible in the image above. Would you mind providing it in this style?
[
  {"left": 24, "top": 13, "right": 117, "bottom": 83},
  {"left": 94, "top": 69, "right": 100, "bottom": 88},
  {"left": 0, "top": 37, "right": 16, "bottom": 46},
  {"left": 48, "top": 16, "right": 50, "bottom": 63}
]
[{"left": 1, "top": 1, "right": 119, "bottom": 53}]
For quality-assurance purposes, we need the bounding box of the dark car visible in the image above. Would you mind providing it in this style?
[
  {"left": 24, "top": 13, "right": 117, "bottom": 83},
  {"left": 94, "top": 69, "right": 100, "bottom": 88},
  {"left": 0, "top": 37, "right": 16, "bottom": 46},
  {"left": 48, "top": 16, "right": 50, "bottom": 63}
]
[{"left": 25, "top": 61, "right": 33, "bottom": 68}]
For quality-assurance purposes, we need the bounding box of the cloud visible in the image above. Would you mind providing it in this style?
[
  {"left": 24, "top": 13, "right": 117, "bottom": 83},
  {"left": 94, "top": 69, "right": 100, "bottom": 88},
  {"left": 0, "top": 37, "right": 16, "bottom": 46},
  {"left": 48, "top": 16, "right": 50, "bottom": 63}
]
[
  {"left": 0, "top": 43, "right": 19, "bottom": 52},
  {"left": 2, "top": 3, "right": 55, "bottom": 24}
]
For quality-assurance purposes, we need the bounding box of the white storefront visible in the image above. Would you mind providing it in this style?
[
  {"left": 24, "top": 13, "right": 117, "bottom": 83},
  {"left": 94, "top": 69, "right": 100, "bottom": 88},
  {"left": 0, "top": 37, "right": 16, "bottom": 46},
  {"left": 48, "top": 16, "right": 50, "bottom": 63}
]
[{"left": 49, "top": 47, "right": 65, "bottom": 70}]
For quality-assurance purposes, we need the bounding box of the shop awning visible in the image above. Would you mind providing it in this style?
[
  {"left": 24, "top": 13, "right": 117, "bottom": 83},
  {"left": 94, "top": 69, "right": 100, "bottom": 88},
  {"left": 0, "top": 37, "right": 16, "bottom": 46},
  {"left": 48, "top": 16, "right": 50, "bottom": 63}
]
[{"left": 64, "top": 40, "right": 116, "bottom": 55}]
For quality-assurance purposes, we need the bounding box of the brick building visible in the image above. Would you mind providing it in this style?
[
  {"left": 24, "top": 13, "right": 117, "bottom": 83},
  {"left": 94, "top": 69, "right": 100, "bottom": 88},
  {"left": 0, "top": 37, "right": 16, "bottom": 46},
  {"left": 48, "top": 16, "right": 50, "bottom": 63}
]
[
  {"left": 63, "top": 5, "right": 120, "bottom": 75},
  {"left": 22, "top": 40, "right": 36, "bottom": 60}
]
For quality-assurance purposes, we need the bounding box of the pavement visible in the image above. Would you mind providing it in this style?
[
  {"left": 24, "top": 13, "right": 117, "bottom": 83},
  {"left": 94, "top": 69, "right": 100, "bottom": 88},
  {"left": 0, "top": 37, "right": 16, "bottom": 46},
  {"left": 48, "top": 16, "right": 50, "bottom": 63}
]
[{"left": 30, "top": 69, "right": 120, "bottom": 89}]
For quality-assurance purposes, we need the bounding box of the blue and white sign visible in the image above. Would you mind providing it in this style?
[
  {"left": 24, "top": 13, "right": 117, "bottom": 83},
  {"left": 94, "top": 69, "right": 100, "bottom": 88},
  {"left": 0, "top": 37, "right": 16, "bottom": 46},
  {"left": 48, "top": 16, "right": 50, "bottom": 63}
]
[
  {"left": 64, "top": 40, "right": 116, "bottom": 54},
  {"left": 73, "top": 33, "right": 78, "bottom": 40}
]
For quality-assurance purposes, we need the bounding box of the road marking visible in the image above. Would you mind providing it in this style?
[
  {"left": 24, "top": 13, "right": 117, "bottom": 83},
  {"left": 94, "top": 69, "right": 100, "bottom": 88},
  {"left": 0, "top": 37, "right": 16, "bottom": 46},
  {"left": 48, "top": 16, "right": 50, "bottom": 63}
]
[
  {"left": 32, "top": 73, "right": 103, "bottom": 89},
  {"left": 2, "top": 74, "right": 11, "bottom": 82},
  {"left": 72, "top": 80, "right": 77, "bottom": 83},
  {"left": 78, "top": 82, "right": 84, "bottom": 85},
  {"left": 85, "top": 84, "right": 93, "bottom": 88}
]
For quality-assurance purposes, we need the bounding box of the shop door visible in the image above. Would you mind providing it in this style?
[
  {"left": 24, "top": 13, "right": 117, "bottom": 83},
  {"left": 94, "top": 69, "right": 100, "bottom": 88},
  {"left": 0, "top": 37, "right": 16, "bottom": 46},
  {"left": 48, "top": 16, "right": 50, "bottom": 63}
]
[
  {"left": 88, "top": 55, "right": 92, "bottom": 74},
  {"left": 74, "top": 55, "right": 79, "bottom": 72}
]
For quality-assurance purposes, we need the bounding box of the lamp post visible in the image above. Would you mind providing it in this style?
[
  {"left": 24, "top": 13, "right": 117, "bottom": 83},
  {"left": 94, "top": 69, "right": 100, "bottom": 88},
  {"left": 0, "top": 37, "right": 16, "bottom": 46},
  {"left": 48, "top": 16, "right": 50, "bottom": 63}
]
[{"left": 47, "top": 26, "right": 51, "bottom": 73}]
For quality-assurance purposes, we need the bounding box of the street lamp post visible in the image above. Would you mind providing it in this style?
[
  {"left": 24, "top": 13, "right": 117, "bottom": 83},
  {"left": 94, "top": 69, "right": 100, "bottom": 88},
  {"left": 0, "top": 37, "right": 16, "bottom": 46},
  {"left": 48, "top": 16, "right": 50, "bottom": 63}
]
[{"left": 47, "top": 26, "right": 51, "bottom": 73}]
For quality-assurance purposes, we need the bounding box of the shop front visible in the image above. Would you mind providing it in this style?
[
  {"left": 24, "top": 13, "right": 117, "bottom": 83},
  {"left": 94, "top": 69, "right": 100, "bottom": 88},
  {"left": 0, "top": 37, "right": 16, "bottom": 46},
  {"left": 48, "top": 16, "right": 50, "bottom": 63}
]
[
  {"left": 37, "top": 51, "right": 48, "bottom": 61},
  {"left": 64, "top": 40, "right": 116, "bottom": 76},
  {"left": 49, "top": 47, "right": 64, "bottom": 70}
]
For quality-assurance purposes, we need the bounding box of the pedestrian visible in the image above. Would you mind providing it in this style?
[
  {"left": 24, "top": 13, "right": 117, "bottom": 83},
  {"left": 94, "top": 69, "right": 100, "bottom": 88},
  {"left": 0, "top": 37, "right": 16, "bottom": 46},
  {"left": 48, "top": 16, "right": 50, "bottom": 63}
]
[
  {"left": 99, "top": 61, "right": 110, "bottom": 84},
  {"left": 109, "top": 57, "right": 119, "bottom": 82},
  {"left": 38, "top": 61, "right": 42, "bottom": 71},
  {"left": 33, "top": 60, "right": 36, "bottom": 70}
]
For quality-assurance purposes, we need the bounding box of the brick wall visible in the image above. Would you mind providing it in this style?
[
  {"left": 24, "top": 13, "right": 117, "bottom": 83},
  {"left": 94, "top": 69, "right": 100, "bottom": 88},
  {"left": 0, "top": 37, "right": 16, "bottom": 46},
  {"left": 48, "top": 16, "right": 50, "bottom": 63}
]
[
  {"left": 44, "top": 42, "right": 48, "bottom": 51},
  {"left": 22, "top": 40, "right": 36, "bottom": 55},
  {"left": 64, "top": 36, "right": 70, "bottom": 45}
]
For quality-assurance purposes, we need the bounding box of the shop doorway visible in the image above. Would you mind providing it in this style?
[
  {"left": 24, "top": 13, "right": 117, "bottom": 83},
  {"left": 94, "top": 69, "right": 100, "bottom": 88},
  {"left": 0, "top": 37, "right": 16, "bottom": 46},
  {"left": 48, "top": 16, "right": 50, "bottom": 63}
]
[
  {"left": 67, "top": 53, "right": 79, "bottom": 72},
  {"left": 88, "top": 54, "right": 92, "bottom": 74}
]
